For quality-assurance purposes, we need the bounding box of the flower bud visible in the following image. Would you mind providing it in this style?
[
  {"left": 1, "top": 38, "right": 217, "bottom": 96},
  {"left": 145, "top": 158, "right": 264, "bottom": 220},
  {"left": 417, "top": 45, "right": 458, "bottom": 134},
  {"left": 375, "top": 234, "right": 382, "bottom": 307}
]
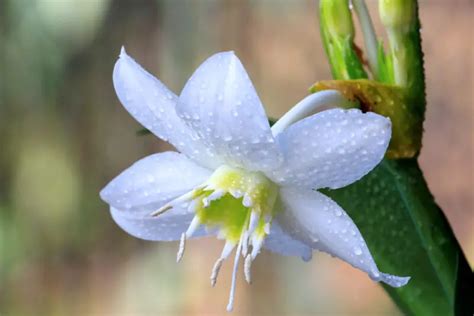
[
  {"left": 320, "top": 0, "right": 354, "bottom": 38},
  {"left": 379, "top": 0, "right": 416, "bottom": 32}
]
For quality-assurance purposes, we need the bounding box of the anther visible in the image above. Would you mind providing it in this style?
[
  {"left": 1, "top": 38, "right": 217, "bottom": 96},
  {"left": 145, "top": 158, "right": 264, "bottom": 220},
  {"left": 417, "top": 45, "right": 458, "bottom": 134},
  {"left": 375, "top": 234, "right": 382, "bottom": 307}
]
[
  {"left": 151, "top": 204, "right": 173, "bottom": 217},
  {"left": 210, "top": 258, "right": 224, "bottom": 287},
  {"left": 151, "top": 185, "right": 205, "bottom": 217},
  {"left": 176, "top": 233, "right": 186, "bottom": 262},
  {"left": 244, "top": 254, "right": 252, "bottom": 284}
]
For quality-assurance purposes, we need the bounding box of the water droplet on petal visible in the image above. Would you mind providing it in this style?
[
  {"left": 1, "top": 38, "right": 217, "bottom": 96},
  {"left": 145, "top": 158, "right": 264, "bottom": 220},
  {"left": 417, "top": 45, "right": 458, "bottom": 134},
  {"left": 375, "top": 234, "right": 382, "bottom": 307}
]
[{"left": 354, "top": 246, "right": 362, "bottom": 256}]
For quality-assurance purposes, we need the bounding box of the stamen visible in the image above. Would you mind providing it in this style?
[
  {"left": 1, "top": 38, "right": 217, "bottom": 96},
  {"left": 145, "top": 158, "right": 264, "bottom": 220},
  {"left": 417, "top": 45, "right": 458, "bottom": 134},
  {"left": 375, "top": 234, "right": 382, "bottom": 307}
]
[
  {"left": 251, "top": 234, "right": 264, "bottom": 260},
  {"left": 210, "top": 241, "right": 235, "bottom": 287},
  {"left": 244, "top": 254, "right": 252, "bottom": 284},
  {"left": 185, "top": 216, "right": 201, "bottom": 238},
  {"left": 176, "top": 233, "right": 186, "bottom": 262},
  {"left": 151, "top": 189, "right": 198, "bottom": 217},
  {"left": 242, "top": 211, "right": 260, "bottom": 257},
  {"left": 221, "top": 241, "right": 236, "bottom": 258},
  {"left": 210, "top": 258, "right": 224, "bottom": 287},
  {"left": 152, "top": 183, "right": 208, "bottom": 217},
  {"left": 241, "top": 231, "right": 249, "bottom": 257},
  {"left": 151, "top": 204, "right": 172, "bottom": 217},
  {"left": 226, "top": 235, "right": 244, "bottom": 312},
  {"left": 247, "top": 212, "right": 260, "bottom": 235},
  {"left": 175, "top": 216, "right": 201, "bottom": 263}
]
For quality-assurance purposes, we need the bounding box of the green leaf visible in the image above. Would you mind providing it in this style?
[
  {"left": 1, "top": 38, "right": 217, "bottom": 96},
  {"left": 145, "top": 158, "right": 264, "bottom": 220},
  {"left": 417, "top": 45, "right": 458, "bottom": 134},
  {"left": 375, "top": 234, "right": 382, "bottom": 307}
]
[{"left": 321, "top": 159, "right": 473, "bottom": 315}]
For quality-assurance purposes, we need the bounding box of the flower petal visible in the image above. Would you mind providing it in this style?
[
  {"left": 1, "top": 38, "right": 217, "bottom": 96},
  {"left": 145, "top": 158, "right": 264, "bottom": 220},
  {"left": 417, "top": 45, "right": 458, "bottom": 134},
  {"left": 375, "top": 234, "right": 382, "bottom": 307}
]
[
  {"left": 110, "top": 207, "right": 208, "bottom": 241},
  {"left": 176, "top": 51, "right": 282, "bottom": 172},
  {"left": 113, "top": 48, "right": 222, "bottom": 169},
  {"left": 276, "top": 187, "right": 410, "bottom": 287},
  {"left": 100, "top": 151, "right": 211, "bottom": 213},
  {"left": 269, "top": 109, "right": 391, "bottom": 189},
  {"left": 264, "top": 220, "right": 313, "bottom": 262}
]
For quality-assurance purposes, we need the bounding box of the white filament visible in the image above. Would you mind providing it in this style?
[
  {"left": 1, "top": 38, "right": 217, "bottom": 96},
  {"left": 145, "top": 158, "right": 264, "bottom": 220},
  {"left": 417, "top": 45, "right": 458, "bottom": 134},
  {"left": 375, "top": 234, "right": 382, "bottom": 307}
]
[
  {"left": 185, "top": 216, "right": 200, "bottom": 238},
  {"left": 210, "top": 241, "right": 236, "bottom": 287},
  {"left": 176, "top": 216, "right": 201, "bottom": 262},
  {"left": 151, "top": 189, "right": 198, "bottom": 216},
  {"left": 176, "top": 233, "right": 186, "bottom": 262},
  {"left": 226, "top": 235, "right": 244, "bottom": 312}
]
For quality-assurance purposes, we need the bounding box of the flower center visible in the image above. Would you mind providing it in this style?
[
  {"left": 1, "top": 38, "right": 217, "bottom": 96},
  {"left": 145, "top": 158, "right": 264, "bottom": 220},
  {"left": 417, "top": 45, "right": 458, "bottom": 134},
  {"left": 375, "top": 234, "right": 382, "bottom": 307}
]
[{"left": 151, "top": 165, "right": 278, "bottom": 311}]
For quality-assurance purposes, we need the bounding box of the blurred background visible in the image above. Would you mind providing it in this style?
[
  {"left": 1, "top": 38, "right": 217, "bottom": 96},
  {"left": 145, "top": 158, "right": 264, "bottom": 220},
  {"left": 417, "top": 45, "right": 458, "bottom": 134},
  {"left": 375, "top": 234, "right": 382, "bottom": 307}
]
[{"left": 0, "top": 0, "right": 472, "bottom": 315}]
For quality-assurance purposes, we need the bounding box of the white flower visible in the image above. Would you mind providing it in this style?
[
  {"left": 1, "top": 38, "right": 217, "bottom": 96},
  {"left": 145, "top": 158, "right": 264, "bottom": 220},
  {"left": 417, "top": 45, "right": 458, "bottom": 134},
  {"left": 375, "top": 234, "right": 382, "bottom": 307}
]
[{"left": 100, "top": 48, "right": 410, "bottom": 311}]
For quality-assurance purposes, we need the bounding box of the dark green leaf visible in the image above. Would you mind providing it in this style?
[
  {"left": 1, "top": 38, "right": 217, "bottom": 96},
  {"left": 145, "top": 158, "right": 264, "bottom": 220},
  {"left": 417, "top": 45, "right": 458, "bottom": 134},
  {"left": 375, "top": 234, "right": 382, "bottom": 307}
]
[{"left": 322, "top": 159, "right": 473, "bottom": 315}]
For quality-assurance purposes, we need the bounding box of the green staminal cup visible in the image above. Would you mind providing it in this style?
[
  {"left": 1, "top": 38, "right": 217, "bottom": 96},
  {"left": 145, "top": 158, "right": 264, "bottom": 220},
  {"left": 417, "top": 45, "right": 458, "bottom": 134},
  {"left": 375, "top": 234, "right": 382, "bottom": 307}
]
[{"left": 151, "top": 164, "right": 278, "bottom": 311}]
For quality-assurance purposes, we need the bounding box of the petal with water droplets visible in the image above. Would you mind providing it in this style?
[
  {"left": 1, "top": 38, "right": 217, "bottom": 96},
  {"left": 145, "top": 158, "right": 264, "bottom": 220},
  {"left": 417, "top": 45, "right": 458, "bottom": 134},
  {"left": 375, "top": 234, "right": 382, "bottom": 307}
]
[
  {"left": 276, "top": 187, "right": 410, "bottom": 287},
  {"left": 264, "top": 220, "right": 313, "bottom": 261},
  {"left": 100, "top": 151, "right": 211, "bottom": 213},
  {"left": 113, "top": 48, "right": 222, "bottom": 169},
  {"left": 110, "top": 207, "right": 208, "bottom": 241},
  {"left": 269, "top": 109, "right": 391, "bottom": 189},
  {"left": 176, "top": 51, "right": 282, "bottom": 172}
]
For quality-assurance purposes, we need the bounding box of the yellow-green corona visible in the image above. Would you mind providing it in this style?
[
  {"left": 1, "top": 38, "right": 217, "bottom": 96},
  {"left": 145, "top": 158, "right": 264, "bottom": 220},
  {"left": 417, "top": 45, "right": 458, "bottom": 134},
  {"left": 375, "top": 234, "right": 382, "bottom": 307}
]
[
  {"left": 153, "top": 165, "right": 278, "bottom": 263},
  {"left": 195, "top": 166, "right": 278, "bottom": 243}
]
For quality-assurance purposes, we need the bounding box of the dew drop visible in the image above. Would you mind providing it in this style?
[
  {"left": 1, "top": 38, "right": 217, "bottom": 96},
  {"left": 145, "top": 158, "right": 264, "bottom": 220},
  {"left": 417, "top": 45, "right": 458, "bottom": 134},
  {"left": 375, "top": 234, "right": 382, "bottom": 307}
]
[{"left": 354, "top": 247, "right": 362, "bottom": 256}]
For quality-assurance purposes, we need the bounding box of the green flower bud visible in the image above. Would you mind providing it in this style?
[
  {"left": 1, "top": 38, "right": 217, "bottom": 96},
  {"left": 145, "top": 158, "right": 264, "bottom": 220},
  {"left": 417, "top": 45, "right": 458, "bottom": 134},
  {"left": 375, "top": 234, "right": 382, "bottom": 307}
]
[
  {"left": 320, "top": 0, "right": 354, "bottom": 38},
  {"left": 379, "top": 0, "right": 416, "bottom": 32}
]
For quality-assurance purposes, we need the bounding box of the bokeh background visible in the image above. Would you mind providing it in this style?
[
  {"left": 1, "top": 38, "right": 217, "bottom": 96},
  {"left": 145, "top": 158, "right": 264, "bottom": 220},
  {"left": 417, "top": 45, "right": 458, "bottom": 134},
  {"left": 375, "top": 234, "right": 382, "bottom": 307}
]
[{"left": 0, "top": 0, "right": 472, "bottom": 315}]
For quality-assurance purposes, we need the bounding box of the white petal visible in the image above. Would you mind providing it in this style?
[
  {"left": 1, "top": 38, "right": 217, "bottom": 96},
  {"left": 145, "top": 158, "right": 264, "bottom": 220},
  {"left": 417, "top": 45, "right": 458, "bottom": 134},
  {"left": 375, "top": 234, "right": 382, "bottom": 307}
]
[
  {"left": 100, "top": 151, "right": 211, "bottom": 213},
  {"left": 110, "top": 207, "right": 208, "bottom": 241},
  {"left": 264, "top": 221, "right": 313, "bottom": 262},
  {"left": 269, "top": 109, "right": 391, "bottom": 189},
  {"left": 176, "top": 51, "right": 282, "bottom": 172},
  {"left": 277, "top": 187, "right": 410, "bottom": 287},
  {"left": 113, "top": 48, "right": 222, "bottom": 169}
]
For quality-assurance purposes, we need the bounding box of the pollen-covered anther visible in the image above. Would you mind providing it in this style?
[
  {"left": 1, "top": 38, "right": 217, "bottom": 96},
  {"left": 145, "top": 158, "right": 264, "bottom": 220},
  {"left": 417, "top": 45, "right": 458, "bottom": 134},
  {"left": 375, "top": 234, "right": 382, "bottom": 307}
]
[
  {"left": 150, "top": 184, "right": 206, "bottom": 217},
  {"left": 210, "top": 258, "right": 224, "bottom": 287},
  {"left": 210, "top": 241, "right": 236, "bottom": 287},
  {"left": 176, "top": 215, "right": 201, "bottom": 263},
  {"left": 244, "top": 254, "right": 252, "bottom": 284}
]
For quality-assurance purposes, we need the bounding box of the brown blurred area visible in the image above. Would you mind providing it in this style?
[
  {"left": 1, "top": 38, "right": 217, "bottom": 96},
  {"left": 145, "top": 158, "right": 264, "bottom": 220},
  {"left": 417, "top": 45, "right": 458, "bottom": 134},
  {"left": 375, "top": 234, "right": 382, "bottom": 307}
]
[{"left": 0, "top": 0, "right": 472, "bottom": 315}]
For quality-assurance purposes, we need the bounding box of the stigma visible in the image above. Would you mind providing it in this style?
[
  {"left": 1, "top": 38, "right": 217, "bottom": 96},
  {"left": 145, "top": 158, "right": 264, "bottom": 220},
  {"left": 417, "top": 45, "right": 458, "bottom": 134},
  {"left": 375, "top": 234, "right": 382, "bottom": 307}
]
[{"left": 151, "top": 165, "right": 278, "bottom": 311}]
